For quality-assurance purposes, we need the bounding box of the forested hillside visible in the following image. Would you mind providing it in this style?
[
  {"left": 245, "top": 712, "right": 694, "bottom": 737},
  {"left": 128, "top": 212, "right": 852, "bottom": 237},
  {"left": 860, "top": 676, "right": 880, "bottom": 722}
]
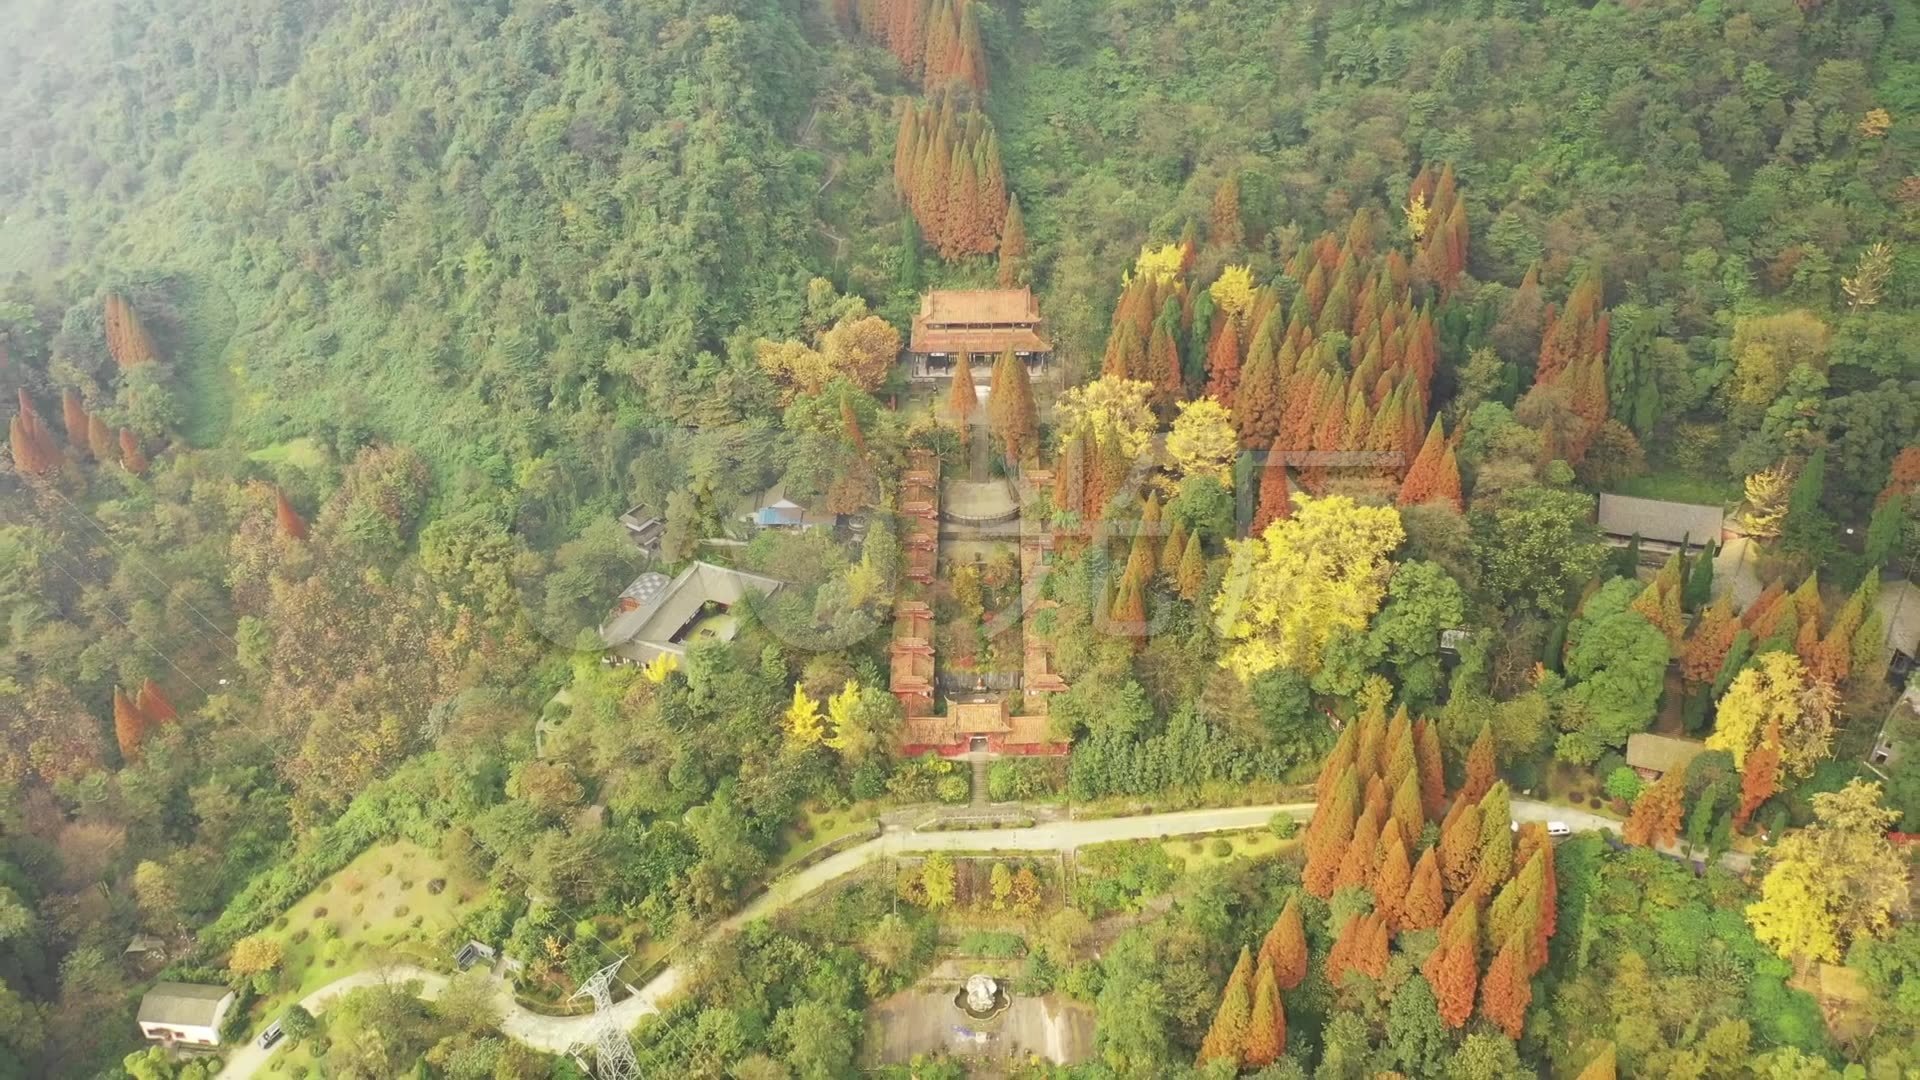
[{"left": 1, "top": 0, "right": 1917, "bottom": 1076}]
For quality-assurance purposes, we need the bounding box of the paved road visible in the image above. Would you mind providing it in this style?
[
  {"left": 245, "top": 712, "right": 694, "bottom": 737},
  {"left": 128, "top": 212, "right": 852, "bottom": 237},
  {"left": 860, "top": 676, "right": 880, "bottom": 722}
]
[{"left": 220, "top": 797, "right": 1696, "bottom": 1076}]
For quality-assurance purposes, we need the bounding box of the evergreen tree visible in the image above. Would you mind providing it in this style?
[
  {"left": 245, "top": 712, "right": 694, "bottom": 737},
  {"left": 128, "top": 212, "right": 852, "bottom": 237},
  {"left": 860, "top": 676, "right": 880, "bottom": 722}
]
[
  {"left": 1209, "top": 176, "right": 1244, "bottom": 251},
  {"left": 1683, "top": 539, "right": 1717, "bottom": 610},
  {"left": 1390, "top": 770, "right": 1424, "bottom": 852},
  {"left": 987, "top": 348, "right": 1037, "bottom": 465},
  {"left": 1414, "top": 718, "right": 1447, "bottom": 820},
  {"left": 1253, "top": 456, "right": 1293, "bottom": 533},
  {"left": 996, "top": 196, "right": 1027, "bottom": 287},
  {"left": 947, "top": 350, "right": 977, "bottom": 425},
  {"left": 1161, "top": 516, "right": 1189, "bottom": 577},
  {"left": 1175, "top": 531, "right": 1207, "bottom": 600},
  {"left": 1461, "top": 722, "right": 1498, "bottom": 804}
]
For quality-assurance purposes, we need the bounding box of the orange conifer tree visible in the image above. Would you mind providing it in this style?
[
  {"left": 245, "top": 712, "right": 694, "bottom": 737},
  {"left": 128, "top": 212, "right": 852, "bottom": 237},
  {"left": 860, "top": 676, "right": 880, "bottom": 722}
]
[
  {"left": 1262, "top": 894, "right": 1309, "bottom": 991},
  {"left": 1333, "top": 806, "right": 1382, "bottom": 892},
  {"left": 1460, "top": 722, "right": 1498, "bottom": 804},
  {"left": 1397, "top": 418, "right": 1448, "bottom": 506},
  {"left": 1440, "top": 800, "right": 1483, "bottom": 896},
  {"left": 1195, "top": 946, "right": 1254, "bottom": 1068},
  {"left": 1204, "top": 318, "right": 1242, "bottom": 409},
  {"left": 113, "top": 687, "right": 149, "bottom": 762},
  {"left": 1243, "top": 960, "right": 1287, "bottom": 1067},
  {"left": 1252, "top": 454, "right": 1293, "bottom": 533},
  {"left": 1374, "top": 828, "right": 1413, "bottom": 930},
  {"left": 135, "top": 679, "right": 177, "bottom": 726},
  {"left": 104, "top": 293, "right": 161, "bottom": 368},
  {"left": 276, "top": 490, "right": 309, "bottom": 541},
  {"left": 1734, "top": 725, "right": 1783, "bottom": 831},
  {"left": 1479, "top": 931, "right": 1532, "bottom": 1039},
  {"left": 118, "top": 429, "right": 149, "bottom": 474},
  {"left": 61, "top": 389, "right": 88, "bottom": 448},
  {"left": 9, "top": 390, "right": 59, "bottom": 475},
  {"left": 87, "top": 414, "right": 116, "bottom": 464},
  {"left": 1681, "top": 595, "right": 1738, "bottom": 685},
  {"left": 1425, "top": 925, "right": 1479, "bottom": 1029},
  {"left": 1402, "top": 847, "right": 1446, "bottom": 931},
  {"left": 1623, "top": 770, "right": 1685, "bottom": 848}
]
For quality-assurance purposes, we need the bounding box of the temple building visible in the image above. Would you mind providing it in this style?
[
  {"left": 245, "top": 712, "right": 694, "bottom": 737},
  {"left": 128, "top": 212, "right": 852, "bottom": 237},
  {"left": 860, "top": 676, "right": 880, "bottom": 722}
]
[{"left": 906, "top": 288, "right": 1052, "bottom": 381}]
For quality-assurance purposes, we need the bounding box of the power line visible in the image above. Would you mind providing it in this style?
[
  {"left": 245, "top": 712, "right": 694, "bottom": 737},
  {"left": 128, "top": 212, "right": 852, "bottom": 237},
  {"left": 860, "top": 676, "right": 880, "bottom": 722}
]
[{"left": 32, "top": 481, "right": 245, "bottom": 653}]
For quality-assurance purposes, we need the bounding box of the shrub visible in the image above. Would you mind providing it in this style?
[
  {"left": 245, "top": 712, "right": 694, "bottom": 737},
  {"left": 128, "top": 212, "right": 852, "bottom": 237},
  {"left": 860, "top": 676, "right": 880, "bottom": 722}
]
[
  {"left": 426, "top": 879, "right": 447, "bottom": 895},
  {"left": 935, "top": 774, "right": 970, "bottom": 803},
  {"left": 394, "top": 905, "right": 409, "bottom": 918},
  {"left": 1188, "top": 840, "right": 1203, "bottom": 854},
  {"left": 1209, "top": 838, "right": 1233, "bottom": 857},
  {"left": 351, "top": 902, "right": 365, "bottom": 917},
  {"left": 1269, "top": 813, "right": 1299, "bottom": 839},
  {"left": 291, "top": 929, "right": 310, "bottom": 945},
  {"left": 311, "top": 907, "right": 328, "bottom": 919}
]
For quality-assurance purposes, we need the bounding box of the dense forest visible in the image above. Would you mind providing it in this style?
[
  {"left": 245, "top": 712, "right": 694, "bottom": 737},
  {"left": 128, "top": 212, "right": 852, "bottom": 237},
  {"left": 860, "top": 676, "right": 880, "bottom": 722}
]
[{"left": 0, "top": 0, "right": 1917, "bottom": 1076}]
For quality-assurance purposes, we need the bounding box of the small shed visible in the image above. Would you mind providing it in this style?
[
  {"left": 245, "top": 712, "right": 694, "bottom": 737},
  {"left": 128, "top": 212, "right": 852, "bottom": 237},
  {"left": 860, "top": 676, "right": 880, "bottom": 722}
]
[
  {"left": 1625, "top": 733, "right": 1709, "bottom": 782},
  {"left": 455, "top": 940, "right": 497, "bottom": 971},
  {"left": 137, "top": 982, "right": 235, "bottom": 1048},
  {"left": 1596, "top": 494, "right": 1725, "bottom": 552}
]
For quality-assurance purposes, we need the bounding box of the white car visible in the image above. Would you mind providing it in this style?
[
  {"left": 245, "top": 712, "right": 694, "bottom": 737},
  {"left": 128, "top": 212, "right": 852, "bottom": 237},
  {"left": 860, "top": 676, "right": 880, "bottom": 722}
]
[{"left": 1511, "top": 820, "right": 1574, "bottom": 838}]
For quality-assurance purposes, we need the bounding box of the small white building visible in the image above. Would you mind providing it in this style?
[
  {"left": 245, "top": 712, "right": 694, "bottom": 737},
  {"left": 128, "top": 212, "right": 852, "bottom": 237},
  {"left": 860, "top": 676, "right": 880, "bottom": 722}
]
[{"left": 137, "top": 982, "right": 235, "bottom": 1048}]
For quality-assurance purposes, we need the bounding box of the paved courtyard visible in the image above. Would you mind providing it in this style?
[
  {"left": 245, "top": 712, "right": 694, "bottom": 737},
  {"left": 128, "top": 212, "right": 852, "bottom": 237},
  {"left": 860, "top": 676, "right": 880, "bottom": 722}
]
[{"left": 865, "top": 984, "right": 1096, "bottom": 1068}]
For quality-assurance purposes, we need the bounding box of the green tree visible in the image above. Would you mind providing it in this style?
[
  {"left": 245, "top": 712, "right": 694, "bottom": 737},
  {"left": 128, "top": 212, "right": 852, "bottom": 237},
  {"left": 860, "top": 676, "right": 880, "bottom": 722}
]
[{"left": 921, "top": 853, "right": 957, "bottom": 910}]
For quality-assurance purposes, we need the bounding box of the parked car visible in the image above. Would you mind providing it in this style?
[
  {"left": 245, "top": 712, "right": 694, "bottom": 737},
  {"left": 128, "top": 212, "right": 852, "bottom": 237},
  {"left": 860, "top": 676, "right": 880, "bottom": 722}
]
[
  {"left": 258, "top": 1021, "right": 284, "bottom": 1050},
  {"left": 1547, "top": 821, "right": 1572, "bottom": 837}
]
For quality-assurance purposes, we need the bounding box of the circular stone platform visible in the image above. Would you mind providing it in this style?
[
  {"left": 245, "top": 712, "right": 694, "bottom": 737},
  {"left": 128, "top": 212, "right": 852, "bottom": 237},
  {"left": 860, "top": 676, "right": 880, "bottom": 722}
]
[{"left": 942, "top": 479, "right": 1020, "bottom": 526}]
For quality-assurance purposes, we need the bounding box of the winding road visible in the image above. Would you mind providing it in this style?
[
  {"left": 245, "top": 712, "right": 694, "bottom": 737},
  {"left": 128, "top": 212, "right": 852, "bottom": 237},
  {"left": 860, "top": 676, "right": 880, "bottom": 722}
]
[{"left": 216, "top": 798, "right": 1635, "bottom": 1078}]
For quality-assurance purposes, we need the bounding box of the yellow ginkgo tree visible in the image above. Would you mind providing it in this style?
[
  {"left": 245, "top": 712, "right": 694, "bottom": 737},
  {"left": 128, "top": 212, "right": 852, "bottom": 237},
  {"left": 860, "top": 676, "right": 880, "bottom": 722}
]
[
  {"left": 1705, "top": 651, "right": 1836, "bottom": 777},
  {"left": 1746, "top": 780, "right": 1908, "bottom": 967},
  {"left": 641, "top": 652, "right": 679, "bottom": 684},
  {"left": 782, "top": 684, "right": 826, "bottom": 745},
  {"left": 1212, "top": 494, "right": 1404, "bottom": 680}
]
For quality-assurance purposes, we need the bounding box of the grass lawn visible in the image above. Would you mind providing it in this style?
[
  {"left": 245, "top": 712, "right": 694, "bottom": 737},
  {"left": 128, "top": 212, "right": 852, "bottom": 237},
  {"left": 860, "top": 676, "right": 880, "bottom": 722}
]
[
  {"left": 1613, "top": 470, "right": 1741, "bottom": 507},
  {"left": 1162, "top": 830, "right": 1298, "bottom": 873},
  {"left": 247, "top": 437, "right": 330, "bottom": 471},
  {"left": 769, "top": 802, "right": 880, "bottom": 875},
  {"left": 244, "top": 840, "right": 487, "bottom": 1030}
]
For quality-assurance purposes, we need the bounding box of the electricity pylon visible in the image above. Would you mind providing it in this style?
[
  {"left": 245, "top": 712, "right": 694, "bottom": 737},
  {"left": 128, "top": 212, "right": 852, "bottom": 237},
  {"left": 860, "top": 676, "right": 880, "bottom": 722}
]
[{"left": 569, "top": 958, "right": 640, "bottom": 1080}]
